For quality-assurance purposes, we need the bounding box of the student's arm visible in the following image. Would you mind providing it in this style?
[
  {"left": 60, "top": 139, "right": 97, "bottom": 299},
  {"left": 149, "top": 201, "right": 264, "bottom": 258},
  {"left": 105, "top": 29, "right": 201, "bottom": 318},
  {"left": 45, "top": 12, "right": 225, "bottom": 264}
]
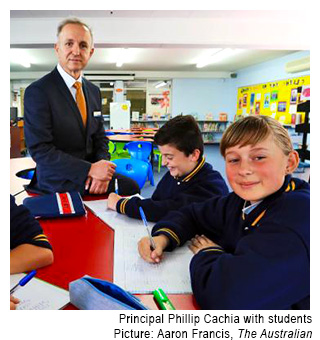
[
  {"left": 10, "top": 195, "right": 53, "bottom": 274},
  {"left": 151, "top": 194, "right": 228, "bottom": 251},
  {"left": 10, "top": 244, "right": 53, "bottom": 274},
  {"left": 114, "top": 171, "right": 229, "bottom": 222},
  {"left": 113, "top": 195, "right": 211, "bottom": 222},
  {"left": 190, "top": 221, "right": 309, "bottom": 309}
]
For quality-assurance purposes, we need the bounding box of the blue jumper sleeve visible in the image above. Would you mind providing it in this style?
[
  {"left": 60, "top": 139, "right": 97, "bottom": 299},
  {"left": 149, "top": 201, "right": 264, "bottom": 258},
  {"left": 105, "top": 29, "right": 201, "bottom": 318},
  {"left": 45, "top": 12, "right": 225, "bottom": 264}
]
[{"left": 190, "top": 222, "right": 310, "bottom": 309}]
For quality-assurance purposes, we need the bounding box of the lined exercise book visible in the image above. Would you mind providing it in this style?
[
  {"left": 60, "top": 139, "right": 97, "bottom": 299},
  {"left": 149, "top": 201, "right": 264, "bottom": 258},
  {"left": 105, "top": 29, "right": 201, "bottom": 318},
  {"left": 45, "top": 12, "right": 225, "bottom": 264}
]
[
  {"left": 10, "top": 273, "right": 69, "bottom": 310},
  {"left": 84, "top": 199, "right": 193, "bottom": 294}
]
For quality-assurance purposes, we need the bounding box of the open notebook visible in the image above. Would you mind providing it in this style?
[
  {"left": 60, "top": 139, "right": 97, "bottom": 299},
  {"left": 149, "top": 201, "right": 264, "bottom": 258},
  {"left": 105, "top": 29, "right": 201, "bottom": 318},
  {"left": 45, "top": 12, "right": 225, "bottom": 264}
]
[
  {"left": 84, "top": 199, "right": 193, "bottom": 294},
  {"left": 10, "top": 273, "right": 69, "bottom": 310}
]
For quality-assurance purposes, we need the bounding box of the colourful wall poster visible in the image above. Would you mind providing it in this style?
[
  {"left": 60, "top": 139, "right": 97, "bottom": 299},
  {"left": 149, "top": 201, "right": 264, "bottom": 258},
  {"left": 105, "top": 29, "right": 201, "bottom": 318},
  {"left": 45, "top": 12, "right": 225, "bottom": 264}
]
[
  {"left": 290, "top": 88, "right": 298, "bottom": 104},
  {"left": 250, "top": 93, "right": 255, "bottom": 106},
  {"left": 255, "top": 102, "right": 261, "bottom": 115},
  {"left": 236, "top": 75, "right": 310, "bottom": 124},
  {"left": 264, "top": 93, "right": 270, "bottom": 108},
  {"left": 243, "top": 94, "right": 248, "bottom": 107},
  {"left": 271, "top": 91, "right": 278, "bottom": 101},
  {"left": 301, "top": 85, "right": 310, "bottom": 101},
  {"left": 277, "top": 101, "right": 287, "bottom": 112}
]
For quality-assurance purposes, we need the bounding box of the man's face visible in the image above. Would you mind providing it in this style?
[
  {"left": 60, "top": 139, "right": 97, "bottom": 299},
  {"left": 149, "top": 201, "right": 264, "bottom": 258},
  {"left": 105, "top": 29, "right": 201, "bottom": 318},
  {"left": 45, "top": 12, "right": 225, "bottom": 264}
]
[
  {"left": 54, "top": 23, "right": 94, "bottom": 79},
  {"left": 158, "top": 144, "right": 200, "bottom": 178}
]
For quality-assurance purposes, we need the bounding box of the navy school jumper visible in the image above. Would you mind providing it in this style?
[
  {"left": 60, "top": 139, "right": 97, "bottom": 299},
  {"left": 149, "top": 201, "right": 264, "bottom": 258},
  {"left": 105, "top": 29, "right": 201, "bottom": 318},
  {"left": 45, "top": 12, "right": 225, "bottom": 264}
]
[
  {"left": 152, "top": 175, "right": 310, "bottom": 309},
  {"left": 10, "top": 195, "right": 52, "bottom": 251},
  {"left": 116, "top": 157, "right": 229, "bottom": 222}
]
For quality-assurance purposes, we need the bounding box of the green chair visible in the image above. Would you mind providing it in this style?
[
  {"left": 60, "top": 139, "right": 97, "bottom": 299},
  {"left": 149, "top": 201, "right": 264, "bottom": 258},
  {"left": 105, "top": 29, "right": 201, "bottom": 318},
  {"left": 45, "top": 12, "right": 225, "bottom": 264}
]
[
  {"left": 108, "top": 141, "right": 115, "bottom": 154},
  {"left": 111, "top": 142, "right": 131, "bottom": 160},
  {"left": 153, "top": 146, "right": 162, "bottom": 173}
]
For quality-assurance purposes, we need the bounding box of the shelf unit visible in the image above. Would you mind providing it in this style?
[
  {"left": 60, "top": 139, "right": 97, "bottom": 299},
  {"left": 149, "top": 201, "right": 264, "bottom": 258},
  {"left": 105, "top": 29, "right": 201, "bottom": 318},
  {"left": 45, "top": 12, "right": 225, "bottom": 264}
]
[
  {"left": 197, "top": 120, "right": 230, "bottom": 144},
  {"left": 104, "top": 116, "right": 230, "bottom": 144},
  {"left": 131, "top": 120, "right": 168, "bottom": 129}
]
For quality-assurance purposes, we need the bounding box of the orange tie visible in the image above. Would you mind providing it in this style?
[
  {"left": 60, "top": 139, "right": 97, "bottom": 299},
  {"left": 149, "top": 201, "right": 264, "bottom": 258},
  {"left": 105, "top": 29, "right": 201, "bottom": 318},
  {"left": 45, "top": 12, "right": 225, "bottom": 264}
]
[{"left": 73, "top": 81, "right": 87, "bottom": 126}]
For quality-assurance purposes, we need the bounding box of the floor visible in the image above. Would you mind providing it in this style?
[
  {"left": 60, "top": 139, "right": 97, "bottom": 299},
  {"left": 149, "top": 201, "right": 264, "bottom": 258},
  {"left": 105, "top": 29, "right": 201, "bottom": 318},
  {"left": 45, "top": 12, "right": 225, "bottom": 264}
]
[{"left": 141, "top": 144, "right": 230, "bottom": 198}]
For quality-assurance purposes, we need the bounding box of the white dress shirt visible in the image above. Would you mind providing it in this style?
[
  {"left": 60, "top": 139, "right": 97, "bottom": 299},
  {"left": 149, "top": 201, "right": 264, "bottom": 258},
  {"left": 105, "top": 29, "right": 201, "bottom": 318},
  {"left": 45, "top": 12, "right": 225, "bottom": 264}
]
[{"left": 57, "top": 64, "right": 83, "bottom": 102}]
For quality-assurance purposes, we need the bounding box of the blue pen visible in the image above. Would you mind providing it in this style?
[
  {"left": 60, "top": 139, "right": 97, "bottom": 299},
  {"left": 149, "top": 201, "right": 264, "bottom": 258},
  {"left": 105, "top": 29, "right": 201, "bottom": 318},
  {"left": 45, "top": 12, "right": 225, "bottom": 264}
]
[
  {"left": 115, "top": 178, "right": 119, "bottom": 194},
  {"left": 139, "top": 206, "right": 156, "bottom": 250},
  {"left": 10, "top": 270, "right": 37, "bottom": 295}
]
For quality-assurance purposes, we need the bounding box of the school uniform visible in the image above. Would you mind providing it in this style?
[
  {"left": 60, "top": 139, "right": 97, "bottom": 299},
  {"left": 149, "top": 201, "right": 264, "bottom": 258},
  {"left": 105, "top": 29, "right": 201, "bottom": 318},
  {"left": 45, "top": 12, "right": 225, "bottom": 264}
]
[
  {"left": 152, "top": 175, "right": 310, "bottom": 310},
  {"left": 115, "top": 157, "right": 229, "bottom": 222},
  {"left": 10, "top": 195, "right": 52, "bottom": 250}
]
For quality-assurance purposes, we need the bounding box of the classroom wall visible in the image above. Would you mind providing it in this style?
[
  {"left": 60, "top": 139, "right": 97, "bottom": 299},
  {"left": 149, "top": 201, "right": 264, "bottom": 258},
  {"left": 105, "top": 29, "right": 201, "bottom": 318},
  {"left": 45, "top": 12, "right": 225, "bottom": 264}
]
[
  {"left": 171, "top": 78, "right": 235, "bottom": 120},
  {"left": 11, "top": 51, "right": 310, "bottom": 122},
  {"left": 171, "top": 51, "right": 310, "bottom": 122},
  {"left": 232, "top": 50, "right": 310, "bottom": 115}
]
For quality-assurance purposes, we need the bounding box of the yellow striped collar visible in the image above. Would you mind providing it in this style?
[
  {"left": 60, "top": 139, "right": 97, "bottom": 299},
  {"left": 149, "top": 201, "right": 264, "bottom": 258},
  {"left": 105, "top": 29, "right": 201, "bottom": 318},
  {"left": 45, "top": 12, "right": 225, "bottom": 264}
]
[
  {"left": 285, "top": 180, "right": 296, "bottom": 192},
  {"left": 181, "top": 156, "right": 205, "bottom": 183}
]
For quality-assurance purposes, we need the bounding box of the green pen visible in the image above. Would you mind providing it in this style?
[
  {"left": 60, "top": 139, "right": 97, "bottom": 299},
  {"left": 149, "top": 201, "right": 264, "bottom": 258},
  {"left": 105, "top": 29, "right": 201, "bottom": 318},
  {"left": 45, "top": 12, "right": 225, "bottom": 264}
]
[{"left": 153, "top": 288, "right": 176, "bottom": 310}]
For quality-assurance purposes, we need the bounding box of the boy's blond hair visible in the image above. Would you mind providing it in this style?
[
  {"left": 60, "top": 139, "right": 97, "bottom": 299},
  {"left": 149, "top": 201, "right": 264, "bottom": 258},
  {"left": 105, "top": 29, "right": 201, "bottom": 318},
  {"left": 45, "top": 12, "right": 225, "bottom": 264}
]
[{"left": 220, "top": 115, "right": 294, "bottom": 158}]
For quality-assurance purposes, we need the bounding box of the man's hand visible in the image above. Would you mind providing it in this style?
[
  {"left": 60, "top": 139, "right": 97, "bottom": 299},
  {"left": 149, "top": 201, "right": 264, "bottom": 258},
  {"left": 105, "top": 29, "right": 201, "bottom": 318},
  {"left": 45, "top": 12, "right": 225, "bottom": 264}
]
[
  {"left": 107, "top": 192, "right": 122, "bottom": 211},
  {"left": 10, "top": 295, "right": 20, "bottom": 310},
  {"left": 189, "top": 234, "right": 221, "bottom": 255},
  {"left": 138, "top": 235, "right": 170, "bottom": 264},
  {"left": 88, "top": 160, "right": 116, "bottom": 181},
  {"left": 86, "top": 177, "right": 110, "bottom": 194}
]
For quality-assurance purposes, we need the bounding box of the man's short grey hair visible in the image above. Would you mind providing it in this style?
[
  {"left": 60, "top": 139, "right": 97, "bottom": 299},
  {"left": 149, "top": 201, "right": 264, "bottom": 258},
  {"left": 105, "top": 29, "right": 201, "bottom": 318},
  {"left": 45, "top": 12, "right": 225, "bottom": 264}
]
[{"left": 57, "top": 18, "right": 94, "bottom": 45}]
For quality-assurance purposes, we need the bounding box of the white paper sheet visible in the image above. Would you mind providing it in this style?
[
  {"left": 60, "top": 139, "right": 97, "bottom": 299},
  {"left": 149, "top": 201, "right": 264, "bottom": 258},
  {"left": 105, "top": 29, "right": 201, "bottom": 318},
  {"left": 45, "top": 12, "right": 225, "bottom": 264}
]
[
  {"left": 85, "top": 199, "right": 145, "bottom": 231},
  {"left": 114, "top": 226, "right": 193, "bottom": 294},
  {"left": 84, "top": 199, "right": 193, "bottom": 294},
  {"left": 10, "top": 274, "right": 69, "bottom": 310}
]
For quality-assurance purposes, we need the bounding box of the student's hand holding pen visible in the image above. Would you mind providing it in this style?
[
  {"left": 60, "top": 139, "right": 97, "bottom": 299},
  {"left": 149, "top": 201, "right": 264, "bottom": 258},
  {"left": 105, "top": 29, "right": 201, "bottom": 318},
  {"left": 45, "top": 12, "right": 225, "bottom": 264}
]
[
  {"left": 10, "top": 295, "right": 20, "bottom": 310},
  {"left": 138, "top": 235, "right": 170, "bottom": 264},
  {"left": 107, "top": 192, "right": 122, "bottom": 210}
]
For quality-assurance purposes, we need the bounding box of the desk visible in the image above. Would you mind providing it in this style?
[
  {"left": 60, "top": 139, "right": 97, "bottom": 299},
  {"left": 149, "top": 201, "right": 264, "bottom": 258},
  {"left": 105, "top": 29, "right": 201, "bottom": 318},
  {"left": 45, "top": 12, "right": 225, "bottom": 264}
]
[
  {"left": 10, "top": 157, "right": 198, "bottom": 310},
  {"left": 36, "top": 208, "right": 198, "bottom": 310}
]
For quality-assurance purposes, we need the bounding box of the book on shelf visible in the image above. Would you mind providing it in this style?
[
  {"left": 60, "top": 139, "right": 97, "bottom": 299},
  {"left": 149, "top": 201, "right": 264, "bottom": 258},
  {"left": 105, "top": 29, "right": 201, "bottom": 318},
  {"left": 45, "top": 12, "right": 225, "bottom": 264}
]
[{"left": 131, "top": 111, "right": 140, "bottom": 121}]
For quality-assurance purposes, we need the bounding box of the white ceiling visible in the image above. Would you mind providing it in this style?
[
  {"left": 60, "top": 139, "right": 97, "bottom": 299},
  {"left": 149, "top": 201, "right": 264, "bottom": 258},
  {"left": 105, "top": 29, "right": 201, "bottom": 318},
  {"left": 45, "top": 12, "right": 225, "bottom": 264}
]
[
  {"left": 10, "top": 10, "right": 308, "bottom": 77},
  {"left": 10, "top": 47, "right": 295, "bottom": 73}
]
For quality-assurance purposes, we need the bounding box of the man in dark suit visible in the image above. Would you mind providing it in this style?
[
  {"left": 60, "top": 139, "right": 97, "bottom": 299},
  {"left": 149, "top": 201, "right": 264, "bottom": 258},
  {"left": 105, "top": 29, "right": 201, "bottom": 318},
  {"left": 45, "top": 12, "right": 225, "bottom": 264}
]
[{"left": 24, "top": 18, "right": 139, "bottom": 196}]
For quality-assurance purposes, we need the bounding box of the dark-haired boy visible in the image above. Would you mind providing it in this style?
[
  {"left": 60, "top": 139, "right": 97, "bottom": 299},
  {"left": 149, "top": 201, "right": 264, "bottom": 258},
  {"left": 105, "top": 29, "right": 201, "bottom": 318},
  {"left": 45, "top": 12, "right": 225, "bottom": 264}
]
[{"left": 107, "top": 115, "right": 228, "bottom": 222}]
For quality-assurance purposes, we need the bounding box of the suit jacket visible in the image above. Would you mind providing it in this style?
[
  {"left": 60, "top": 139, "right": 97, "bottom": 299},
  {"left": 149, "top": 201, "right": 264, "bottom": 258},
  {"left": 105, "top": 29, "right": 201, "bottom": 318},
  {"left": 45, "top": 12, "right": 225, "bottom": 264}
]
[{"left": 24, "top": 67, "right": 109, "bottom": 194}]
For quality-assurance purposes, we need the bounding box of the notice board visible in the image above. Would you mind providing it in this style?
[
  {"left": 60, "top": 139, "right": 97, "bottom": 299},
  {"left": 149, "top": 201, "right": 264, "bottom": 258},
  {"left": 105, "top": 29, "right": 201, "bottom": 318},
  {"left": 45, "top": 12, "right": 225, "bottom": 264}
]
[{"left": 236, "top": 75, "right": 310, "bottom": 125}]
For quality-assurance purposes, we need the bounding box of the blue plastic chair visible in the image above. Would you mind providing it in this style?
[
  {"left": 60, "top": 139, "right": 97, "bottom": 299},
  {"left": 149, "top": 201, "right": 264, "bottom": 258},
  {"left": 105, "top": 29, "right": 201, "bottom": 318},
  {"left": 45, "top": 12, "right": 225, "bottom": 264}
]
[
  {"left": 112, "top": 158, "right": 149, "bottom": 189},
  {"left": 124, "top": 141, "right": 154, "bottom": 186},
  {"left": 124, "top": 141, "right": 152, "bottom": 161}
]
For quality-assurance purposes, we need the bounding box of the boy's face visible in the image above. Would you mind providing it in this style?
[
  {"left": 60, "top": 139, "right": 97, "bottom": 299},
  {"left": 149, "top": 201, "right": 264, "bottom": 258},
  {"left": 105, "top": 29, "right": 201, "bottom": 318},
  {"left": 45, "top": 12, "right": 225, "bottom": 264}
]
[
  {"left": 225, "top": 135, "right": 297, "bottom": 203},
  {"left": 158, "top": 144, "right": 200, "bottom": 178}
]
